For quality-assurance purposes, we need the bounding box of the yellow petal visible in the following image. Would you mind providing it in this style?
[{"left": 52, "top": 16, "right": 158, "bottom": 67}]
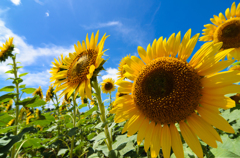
[
  {"left": 181, "top": 33, "right": 199, "bottom": 61},
  {"left": 197, "top": 60, "right": 235, "bottom": 76},
  {"left": 127, "top": 114, "right": 145, "bottom": 136},
  {"left": 116, "top": 80, "right": 133, "bottom": 88},
  {"left": 122, "top": 111, "right": 140, "bottom": 134},
  {"left": 113, "top": 95, "right": 132, "bottom": 105},
  {"left": 131, "top": 56, "right": 145, "bottom": 67},
  {"left": 90, "top": 32, "right": 95, "bottom": 49},
  {"left": 225, "top": 8, "right": 231, "bottom": 19},
  {"left": 187, "top": 115, "right": 217, "bottom": 148},
  {"left": 86, "top": 33, "right": 90, "bottom": 49},
  {"left": 172, "top": 31, "right": 181, "bottom": 57},
  {"left": 179, "top": 121, "right": 203, "bottom": 158},
  {"left": 161, "top": 124, "right": 171, "bottom": 158},
  {"left": 79, "top": 82, "right": 85, "bottom": 98},
  {"left": 95, "top": 30, "right": 99, "bottom": 46},
  {"left": 151, "top": 124, "right": 162, "bottom": 158},
  {"left": 137, "top": 118, "right": 150, "bottom": 145},
  {"left": 201, "top": 70, "right": 240, "bottom": 88},
  {"left": 191, "top": 112, "right": 222, "bottom": 143},
  {"left": 202, "top": 85, "right": 240, "bottom": 95},
  {"left": 170, "top": 123, "right": 184, "bottom": 158},
  {"left": 138, "top": 46, "right": 150, "bottom": 64},
  {"left": 236, "top": 3, "right": 240, "bottom": 17},
  {"left": 152, "top": 39, "right": 157, "bottom": 59},
  {"left": 114, "top": 107, "right": 137, "bottom": 123},
  {"left": 178, "top": 29, "right": 191, "bottom": 59},
  {"left": 197, "top": 106, "right": 235, "bottom": 133},
  {"left": 144, "top": 121, "right": 155, "bottom": 152},
  {"left": 146, "top": 44, "right": 153, "bottom": 60},
  {"left": 231, "top": 2, "right": 236, "bottom": 17}
]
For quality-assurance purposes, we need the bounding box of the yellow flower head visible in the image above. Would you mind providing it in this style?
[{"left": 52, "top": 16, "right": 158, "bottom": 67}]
[
  {"left": 51, "top": 31, "right": 109, "bottom": 100},
  {"left": 36, "top": 125, "right": 43, "bottom": 131},
  {"left": 26, "top": 115, "right": 34, "bottom": 125},
  {"left": 45, "top": 85, "right": 54, "bottom": 102},
  {"left": 6, "top": 119, "right": 15, "bottom": 127},
  {"left": 0, "top": 37, "right": 14, "bottom": 62},
  {"left": 101, "top": 78, "right": 116, "bottom": 94},
  {"left": 5, "top": 100, "right": 13, "bottom": 112},
  {"left": 111, "top": 29, "right": 237, "bottom": 158},
  {"left": 117, "top": 55, "right": 130, "bottom": 80},
  {"left": 200, "top": 2, "right": 240, "bottom": 60},
  {"left": 33, "top": 86, "right": 44, "bottom": 99}
]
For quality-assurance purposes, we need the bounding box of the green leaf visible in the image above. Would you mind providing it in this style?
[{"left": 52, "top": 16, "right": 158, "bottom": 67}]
[
  {"left": 21, "top": 88, "right": 36, "bottom": 94},
  {"left": 67, "top": 127, "right": 78, "bottom": 137},
  {"left": 22, "top": 138, "right": 42, "bottom": 148},
  {"left": 5, "top": 70, "right": 14, "bottom": 74},
  {"left": 118, "top": 141, "right": 135, "bottom": 156},
  {"left": 0, "top": 126, "right": 16, "bottom": 134},
  {"left": 12, "top": 78, "right": 23, "bottom": 84},
  {"left": 0, "top": 126, "right": 37, "bottom": 153},
  {"left": 0, "top": 113, "right": 14, "bottom": 126},
  {"left": 108, "top": 150, "right": 119, "bottom": 158},
  {"left": 78, "top": 103, "right": 88, "bottom": 109},
  {"left": 19, "top": 72, "right": 28, "bottom": 77},
  {"left": 19, "top": 84, "right": 26, "bottom": 88},
  {"left": 16, "top": 96, "right": 46, "bottom": 108},
  {"left": 232, "top": 61, "right": 240, "bottom": 66},
  {"left": 0, "top": 86, "right": 15, "bottom": 92},
  {"left": 66, "top": 122, "right": 73, "bottom": 128},
  {"left": 16, "top": 66, "right": 23, "bottom": 69},
  {"left": 0, "top": 93, "right": 16, "bottom": 103},
  {"left": 83, "top": 106, "right": 98, "bottom": 117},
  {"left": 6, "top": 78, "right": 14, "bottom": 81},
  {"left": 87, "top": 133, "right": 96, "bottom": 140},
  {"left": 33, "top": 113, "right": 55, "bottom": 126},
  {"left": 57, "top": 148, "right": 68, "bottom": 156},
  {"left": 91, "top": 132, "right": 106, "bottom": 142}
]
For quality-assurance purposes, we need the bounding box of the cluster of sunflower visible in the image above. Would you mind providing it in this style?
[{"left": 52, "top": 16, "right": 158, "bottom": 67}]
[{"left": 47, "top": 2, "right": 240, "bottom": 158}]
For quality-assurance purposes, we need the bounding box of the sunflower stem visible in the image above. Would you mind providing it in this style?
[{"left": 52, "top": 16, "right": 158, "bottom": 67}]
[
  {"left": 92, "top": 77, "right": 113, "bottom": 151},
  {"left": 109, "top": 92, "right": 112, "bottom": 109},
  {"left": 11, "top": 55, "right": 20, "bottom": 158},
  {"left": 70, "top": 93, "right": 77, "bottom": 158},
  {"left": 55, "top": 94, "right": 60, "bottom": 157}
]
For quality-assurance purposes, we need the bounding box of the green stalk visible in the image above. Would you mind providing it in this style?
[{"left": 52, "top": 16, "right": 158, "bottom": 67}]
[
  {"left": 109, "top": 92, "right": 112, "bottom": 109},
  {"left": 70, "top": 94, "right": 77, "bottom": 158},
  {"left": 55, "top": 94, "right": 60, "bottom": 157},
  {"left": 92, "top": 77, "right": 112, "bottom": 151},
  {"left": 11, "top": 56, "right": 20, "bottom": 158}
]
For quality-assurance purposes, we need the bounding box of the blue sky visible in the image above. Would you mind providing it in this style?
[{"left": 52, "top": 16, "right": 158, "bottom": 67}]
[{"left": 0, "top": 0, "right": 238, "bottom": 109}]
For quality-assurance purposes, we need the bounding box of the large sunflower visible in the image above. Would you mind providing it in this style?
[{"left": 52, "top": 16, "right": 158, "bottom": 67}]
[
  {"left": 51, "top": 31, "right": 109, "bottom": 100},
  {"left": 200, "top": 2, "right": 240, "bottom": 60},
  {"left": 101, "top": 78, "right": 116, "bottom": 94},
  {"left": 0, "top": 37, "right": 14, "bottom": 62},
  {"left": 111, "top": 29, "right": 238, "bottom": 158}
]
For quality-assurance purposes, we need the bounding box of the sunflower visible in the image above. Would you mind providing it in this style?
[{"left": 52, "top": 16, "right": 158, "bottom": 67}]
[
  {"left": 5, "top": 100, "right": 13, "bottom": 112},
  {"left": 200, "top": 2, "right": 240, "bottom": 60},
  {"left": 6, "top": 119, "right": 15, "bottom": 127},
  {"left": 50, "top": 54, "right": 65, "bottom": 81},
  {"left": 111, "top": 29, "right": 237, "bottom": 158},
  {"left": 0, "top": 37, "right": 14, "bottom": 62},
  {"left": 45, "top": 85, "right": 54, "bottom": 102},
  {"left": 101, "top": 78, "right": 116, "bottom": 94},
  {"left": 51, "top": 31, "right": 109, "bottom": 100},
  {"left": 117, "top": 55, "right": 130, "bottom": 80},
  {"left": 33, "top": 86, "right": 44, "bottom": 99}
]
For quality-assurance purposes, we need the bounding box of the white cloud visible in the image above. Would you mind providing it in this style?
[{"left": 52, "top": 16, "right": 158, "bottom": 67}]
[
  {"left": 101, "top": 68, "right": 118, "bottom": 82},
  {"left": 81, "top": 21, "right": 122, "bottom": 30},
  {"left": 0, "top": 19, "right": 74, "bottom": 66},
  {"left": 11, "top": 0, "right": 21, "bottom": 5},
  {"left": 22, "top": 70, "right": 51, "bottom": 87},
  {"left": 45, "top": 11, "right": 49, "bottom": 17},
  {"left": 34, "top": 0, "right": 43, "bottom": 5}
]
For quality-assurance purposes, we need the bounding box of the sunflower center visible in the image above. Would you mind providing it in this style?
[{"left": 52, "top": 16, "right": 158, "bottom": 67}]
[
  {"left": 105, "top": 82, "right": 113, "bottom": 90},
  {"left": 214, "top": 18, "right": 240, "bottom": 49},
  {"left": 67, "top": 49, "right": 97, "bottom": 84},
  {"left": 133, "top": 57, "right": 202, "bottom": 124}
]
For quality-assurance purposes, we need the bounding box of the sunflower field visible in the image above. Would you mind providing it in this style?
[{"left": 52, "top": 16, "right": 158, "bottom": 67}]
[{"left": 1, "top": 1, "right": 240, "bottom": 158}]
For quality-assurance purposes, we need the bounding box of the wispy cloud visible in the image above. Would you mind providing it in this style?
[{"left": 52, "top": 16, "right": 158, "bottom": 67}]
[
  {"left": 81, "top": 21, "right": 122, "bottom": 30},
  {"left": 45, "top": 11, "right": 49, "bottom": 17},
  {"left": 147, "top": 2, "right": 161, "bottom": 26},
  {"left": 11, "top": 0, "right": 21, "bottom": 5},
  {"left": 101, "top": 68, "right": 118, "bottom": 82},
  {"left": 82, "top": 20, "right": 147, "bottom": 46},
  {"left": 34, "top": 0, "right": 44, "bottom": 5}
]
